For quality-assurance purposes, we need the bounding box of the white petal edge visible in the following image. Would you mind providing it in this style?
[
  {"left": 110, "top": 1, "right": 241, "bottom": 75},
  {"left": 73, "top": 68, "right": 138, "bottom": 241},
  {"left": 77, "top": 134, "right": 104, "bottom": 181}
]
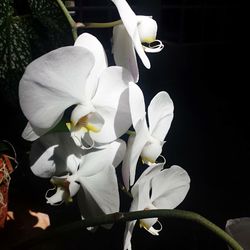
[
  {"left": 77, "top": 165, "right": 119, "bottom": 218},
  {"left": 111, "top": 0, "right": 150, "bottom": 68},
  {"left": 151, "top": 165, "right": 190, "bottom": 209},
  {"left": 77, "top": 139, "right": 125, "bottom": 177},
  {"left": 19, "top": 46, "right": 95, "bottom": 130},
  {"left": 91, "top": 66, "right": 133, "bottom": 143},
  {"left": 123, "top": 221, "right": 136, "bottom": 250},
  {"left": 30, "top": 132, "right": 83, "bottom": 178},
  {"left": 148, "top": 91, "right": 174, "bottom": 141},
  {"left": 112, "top": 25, "right": 139, "bottom": 83},
  {"left": 74, "top": 32, "right": 108, "bottom": 98},
  {"left": 22, "top": 122, "right": 47, "bottom": 141},
  {"left": 122, "top": 118, "right": 149, "bottom": 188},
  {"left": 129, "top": 82, "right": 146, "bottom": 128}
]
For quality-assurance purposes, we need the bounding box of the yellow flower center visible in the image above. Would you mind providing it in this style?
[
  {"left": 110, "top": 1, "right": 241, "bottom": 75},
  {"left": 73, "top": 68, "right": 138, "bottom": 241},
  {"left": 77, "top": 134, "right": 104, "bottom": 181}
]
[
  {"left": 66, "top": 115, "right": 100, "bottom": 133},
  {"left": 139, "top": 220, "right": 150, "bottom": 230},
  {"left": 141, "top": 36, "right": 156, "bottom": 44}
]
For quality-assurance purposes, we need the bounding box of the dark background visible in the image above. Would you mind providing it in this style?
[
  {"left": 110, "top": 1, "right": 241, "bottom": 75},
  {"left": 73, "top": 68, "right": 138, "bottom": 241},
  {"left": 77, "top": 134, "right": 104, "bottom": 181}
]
[{"left": 1, "top": 0, "right": 248, "bottom": 249}]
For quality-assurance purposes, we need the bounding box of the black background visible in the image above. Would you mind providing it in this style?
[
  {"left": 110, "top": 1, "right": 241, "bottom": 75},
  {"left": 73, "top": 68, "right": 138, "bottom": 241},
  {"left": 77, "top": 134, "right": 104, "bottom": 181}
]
[{"left": 0, "top": 0, "right": 248, "bottom": 249}]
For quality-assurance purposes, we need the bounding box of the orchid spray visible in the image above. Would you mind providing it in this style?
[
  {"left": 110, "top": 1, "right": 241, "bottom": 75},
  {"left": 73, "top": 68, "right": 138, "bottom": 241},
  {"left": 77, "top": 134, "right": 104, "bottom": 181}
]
[{"left": 16, "top": 0, "right": 243, "bottom": 249}]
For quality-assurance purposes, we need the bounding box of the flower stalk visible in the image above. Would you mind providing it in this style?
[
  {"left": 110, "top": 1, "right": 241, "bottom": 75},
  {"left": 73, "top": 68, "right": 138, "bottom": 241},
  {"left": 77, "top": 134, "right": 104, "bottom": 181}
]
[
  {"left": 14, "top": 209, "right": 243, "bottom": 250},
  {"left": 56, "top": 0, "right": 78, "bottom": 40},
  {"left": 83, "top": 20, "right": 123, "bottom": 28}
]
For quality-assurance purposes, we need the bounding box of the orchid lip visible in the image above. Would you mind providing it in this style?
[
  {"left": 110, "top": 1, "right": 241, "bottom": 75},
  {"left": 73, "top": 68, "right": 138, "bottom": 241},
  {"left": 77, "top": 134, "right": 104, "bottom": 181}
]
[
  {"left": 67, "top": 115, "right": 101, "bottom": 134},
  {"left": 85, "top": 123, "right": 101, "bottom": 132},
  {"left": 139, "top": 220, "right": 163, "bottom": 236},
  {"left": 47, "top": 175, "right": 80, "bottom": 205},
  {"left": 72, "top": 133, "right": 95, "bottom": 150},
  {"left": 45, "top": 187, "right": 65, "bottom": 206},
  {"left": 143, "top": 40, "right": 164, "bottom": 53}
]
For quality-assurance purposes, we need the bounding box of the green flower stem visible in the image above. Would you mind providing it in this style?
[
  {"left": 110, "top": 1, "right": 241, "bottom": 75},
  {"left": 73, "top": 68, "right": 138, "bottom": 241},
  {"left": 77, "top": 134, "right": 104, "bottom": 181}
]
[
  {"left": 56, "top": 0, "right": 78, "bottom": 40},
  {"left": 118, "top": 182, "right": 133, "bottom": 198},
  {"left": 83, "top": 20, "right": 122, "bottom": 28},
  {"left": 126, "top": 130, "right": 136, "bottom": 136},
  {"left": 13, "top": 209, "right": 243, "bottom": 250}
]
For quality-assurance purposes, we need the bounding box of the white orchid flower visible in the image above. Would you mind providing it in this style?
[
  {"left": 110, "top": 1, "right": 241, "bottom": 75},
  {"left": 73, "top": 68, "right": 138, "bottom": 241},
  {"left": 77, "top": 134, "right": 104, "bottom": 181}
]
[
  {"left": 19, "top": 33, "right": 133, "bottom": 147},
  {"left": 111, "top": 0, "right": 164, "bottom": 82},
  {"left": 30, "top": 132, "right": 126, "bottom": 221},
  {"left": 123, "top": 161, "right": 190, "bottom": 250},
  {"left": 122, "top": 83, "right": 174, "bottom": 189}
]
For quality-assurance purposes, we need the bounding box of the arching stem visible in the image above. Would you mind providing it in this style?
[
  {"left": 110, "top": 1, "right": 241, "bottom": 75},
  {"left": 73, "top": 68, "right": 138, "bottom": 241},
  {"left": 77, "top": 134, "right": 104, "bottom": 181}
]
[
  {"left": 13, "top": 209, "right": 243, "bottom": 250},
  {"left": 83, "top": 20, "right": 122, "bottom": 28}
]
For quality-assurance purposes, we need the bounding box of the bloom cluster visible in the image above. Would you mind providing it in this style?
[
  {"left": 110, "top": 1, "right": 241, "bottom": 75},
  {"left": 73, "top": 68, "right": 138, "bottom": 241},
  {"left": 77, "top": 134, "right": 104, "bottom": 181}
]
[{"left": 18, "top": 1, "right": 190, "bottom": 249}]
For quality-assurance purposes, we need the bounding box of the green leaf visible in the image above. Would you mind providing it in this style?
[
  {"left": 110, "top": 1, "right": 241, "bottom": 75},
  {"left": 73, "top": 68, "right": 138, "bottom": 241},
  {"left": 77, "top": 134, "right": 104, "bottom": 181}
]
[
  {"left": 0, "top": 0, "right": 13, "bottom": 20},
  {"left": 0, "top": 8, "right": 32, "bottom": 106},
  {"left": 28, "top": 0, "right": 74, "bottom": 50}
]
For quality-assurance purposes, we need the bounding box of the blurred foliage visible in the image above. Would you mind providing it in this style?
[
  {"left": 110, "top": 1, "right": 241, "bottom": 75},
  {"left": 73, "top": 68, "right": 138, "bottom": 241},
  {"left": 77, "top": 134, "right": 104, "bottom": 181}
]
[{"left": 0, "top": 0, "right": 74, "bottom": 108}]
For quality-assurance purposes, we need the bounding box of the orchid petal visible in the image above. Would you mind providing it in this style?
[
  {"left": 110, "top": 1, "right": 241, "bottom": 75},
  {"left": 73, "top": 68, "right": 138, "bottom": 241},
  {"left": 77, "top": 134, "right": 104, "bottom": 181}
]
[
  {"left": 77, "top": 140, "right": 125, "bottom": 177},
  {"left": 132, "top": 31, "right": 151, "bottom": 69},
  {"left": 77, "top": 187, "right": 103, "bottom": 224},
  {"left": 123, "top": 221, "right": 136, "bottom": 250},
  {"left": 130, "top": 164, "right": 164, "bottom": 211},
  {"left": 151, "top": 165, "right": 190, "bottom": 209},
  {"left": 130, "top": 162, "right": 165, "bottom": 211},
  {"left": 19, "top": 46, "right": 95, "bottom": 130},
  {"left": 111, "top": 0, "right": 150, "bottom": 68},
  {"left": 131, "top": 178, "right": 151, "bottom": 212},
  {"left": 122, "top": 118, "right": 149, "bottom": 188},
  {"left": 22, "top": 122, "right": 48, "bottom": 141},
  {"left": 30, "top": 133, "right": 83, "bottom": 178},
  {"left": 66, "top": 154, "right": 81, "bottom": 174},
  {"left": 77, "top": 148, "right": 109, "bottom": 176},
  {"left": 121, "top": 135, "right": 134, "bottom": 190},
  {"left": 30, "top": 143, "right": 58, "bottom": 178},
  {"left": 112, "top": 25, "right": 139, "bottom": 83},
  {"left": 91, "top": 66, "right": 133, "bottom": 143},
  {"left": 135, "top": 160, "right": 165, "bottom": 185},
  {"left": 68, "top": 177, "right": 81, "bottom": 197},
  {"left": 76, "top": 141, "right": 123, "bottom": 223},
  {"left": 148, "top": 91, "right": 174, "bottom": 141},
  {"left": 111, "top": 139, "right": 126, "bottom": 168},
  {"left": 128, "top": 82, "right": 146, "bottom": 128},
  {"left": 74, "top": 33, "right": 108, "bottom": 98},
  {"left": 77, "top": 164, "right": 119, "bottom": 218},
  {"left": 111, "top": 0, "right": 137, "bottom": 32}
]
